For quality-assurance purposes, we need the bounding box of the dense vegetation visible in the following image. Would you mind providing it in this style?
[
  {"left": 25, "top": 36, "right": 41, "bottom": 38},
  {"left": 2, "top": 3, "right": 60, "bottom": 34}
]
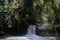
[{"left": 0, "top": 0, "right": 60, "bottom": 36}]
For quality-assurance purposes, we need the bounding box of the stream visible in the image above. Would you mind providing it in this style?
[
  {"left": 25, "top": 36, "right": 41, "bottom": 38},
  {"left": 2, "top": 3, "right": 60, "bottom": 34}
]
[{"left": 0, "top": 23, "right": 60, "bottom": 40}]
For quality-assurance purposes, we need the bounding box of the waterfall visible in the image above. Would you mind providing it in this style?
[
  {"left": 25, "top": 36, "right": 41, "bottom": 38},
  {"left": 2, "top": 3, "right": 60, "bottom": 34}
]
[{"left": 27, "top": 25, "right": 36, "bottom": 35}]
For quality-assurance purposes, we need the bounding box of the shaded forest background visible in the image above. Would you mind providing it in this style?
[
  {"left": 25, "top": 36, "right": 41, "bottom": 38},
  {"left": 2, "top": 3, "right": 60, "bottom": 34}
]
[{"left": 0, "top": 0, "right": 60, "bottom": 36}]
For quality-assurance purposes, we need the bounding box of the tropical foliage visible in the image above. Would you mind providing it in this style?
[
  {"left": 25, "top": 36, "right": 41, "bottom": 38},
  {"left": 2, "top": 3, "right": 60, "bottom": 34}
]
[{"left": 0, "top": 0, "right": 60, "bottom": 36}]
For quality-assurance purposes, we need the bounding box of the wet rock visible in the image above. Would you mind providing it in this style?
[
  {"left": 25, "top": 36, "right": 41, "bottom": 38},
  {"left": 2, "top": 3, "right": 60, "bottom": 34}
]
[{"left": 55, "top": 24, "right": 60, "bottom": 35}]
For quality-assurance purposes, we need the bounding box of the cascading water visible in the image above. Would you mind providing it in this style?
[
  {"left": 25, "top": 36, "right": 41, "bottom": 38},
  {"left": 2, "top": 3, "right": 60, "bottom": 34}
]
[
  {"left": 1, "top": 23, "right": 56, "bottom": 40},
  {"left": 25, "top": 24, "right": 56, "bottom": 40},
  {"left": 27, "top": 25, "right": 36, "bottom": 35}
]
